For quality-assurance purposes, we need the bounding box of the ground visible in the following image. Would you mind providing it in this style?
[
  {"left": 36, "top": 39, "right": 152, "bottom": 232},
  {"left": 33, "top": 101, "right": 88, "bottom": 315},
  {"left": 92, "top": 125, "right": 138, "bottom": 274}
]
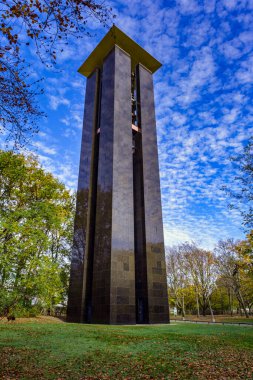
[{"left": 0, "top": 317, "right": 253, "bottom": 379}]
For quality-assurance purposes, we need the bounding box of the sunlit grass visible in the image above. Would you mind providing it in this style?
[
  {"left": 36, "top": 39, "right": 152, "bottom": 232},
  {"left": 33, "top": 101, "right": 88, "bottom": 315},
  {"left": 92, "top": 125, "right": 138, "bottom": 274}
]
[{"left": 0, "top": 318, "right": 252, "bottom": 379}]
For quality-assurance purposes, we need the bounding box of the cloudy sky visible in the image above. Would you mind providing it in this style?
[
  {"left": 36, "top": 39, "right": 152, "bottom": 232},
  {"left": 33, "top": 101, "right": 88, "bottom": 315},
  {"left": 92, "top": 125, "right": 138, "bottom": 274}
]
[{"left": 5, "top": 0, "right": 253, "bottom": 249}]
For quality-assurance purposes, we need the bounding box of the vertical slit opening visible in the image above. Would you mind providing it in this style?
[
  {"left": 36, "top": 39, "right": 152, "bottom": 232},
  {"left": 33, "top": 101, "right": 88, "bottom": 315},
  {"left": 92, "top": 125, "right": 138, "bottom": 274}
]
[{"left": 133, "top": 66, "right": 149, "bottom": 324}]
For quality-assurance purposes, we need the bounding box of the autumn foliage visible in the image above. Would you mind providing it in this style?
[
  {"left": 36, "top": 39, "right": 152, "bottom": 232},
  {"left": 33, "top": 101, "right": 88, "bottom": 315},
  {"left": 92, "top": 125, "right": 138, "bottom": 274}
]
[{"left": 0, "top": 150, "right": 75, "bottom": 317}]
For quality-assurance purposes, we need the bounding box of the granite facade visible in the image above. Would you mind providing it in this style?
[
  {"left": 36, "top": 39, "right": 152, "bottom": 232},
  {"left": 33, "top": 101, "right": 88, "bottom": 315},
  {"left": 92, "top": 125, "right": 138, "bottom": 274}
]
[
  {"left": 67, "top": 69, "right": 100, "bottom": 323},
  {"left": 67, "top": 46, "right": 169, "bottom": 325},
  {"left": 92, "top": 46, "right": 135, "bottom": 324},
  {"left": 136, "top": 64, "right": 169, "bottom": 323}
]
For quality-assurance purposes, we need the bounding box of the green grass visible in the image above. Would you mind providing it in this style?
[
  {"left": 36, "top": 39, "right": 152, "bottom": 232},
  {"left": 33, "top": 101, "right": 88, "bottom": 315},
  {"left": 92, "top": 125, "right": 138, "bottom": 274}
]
[{"left": 0, "top": 319, "right": 253, "bottom": 379}]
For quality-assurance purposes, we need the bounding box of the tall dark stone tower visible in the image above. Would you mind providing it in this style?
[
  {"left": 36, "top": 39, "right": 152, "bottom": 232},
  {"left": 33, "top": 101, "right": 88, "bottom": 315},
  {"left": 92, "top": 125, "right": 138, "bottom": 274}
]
[{"left": 67, "top": 26, "right": 169, "bottom": 324}]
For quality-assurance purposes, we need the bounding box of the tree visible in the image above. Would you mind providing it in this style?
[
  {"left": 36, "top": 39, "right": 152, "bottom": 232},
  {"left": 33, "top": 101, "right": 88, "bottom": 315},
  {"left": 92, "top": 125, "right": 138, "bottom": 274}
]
[
  {"left": 167, "top": 239, "right": 253, "bottom": 318},
  {"left": 215, "top": 239, "right": 252, "bottom": 318},
  {"left": 223, "top": 138, "right": 253, "bottom": 230},
  {"left": 236, "top": 231, "right": 253, "bottom": 275},
  {"left": 0, "top": 150, "right": 75, "bottom": 316},
  {"left": 210, "top": 281, "right": 234, "bottom": 315},
  {"left": 167, "top": 242, "right": 217, "bottom": 319},
  {"left": 166, "top": 246, "right": 189, "bottom": 319},
  {"left": 181, "top": 243, "right": 217, "bottom": 320},
  {"left": 0, "top": 0, "right": 114, "bottom": 147}
]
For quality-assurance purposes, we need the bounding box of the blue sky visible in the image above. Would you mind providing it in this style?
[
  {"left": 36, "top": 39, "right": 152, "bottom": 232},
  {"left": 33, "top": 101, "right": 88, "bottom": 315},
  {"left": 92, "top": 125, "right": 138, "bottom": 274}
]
[{"left": 4, "top": 0, "right": 253, "bottom": 249}]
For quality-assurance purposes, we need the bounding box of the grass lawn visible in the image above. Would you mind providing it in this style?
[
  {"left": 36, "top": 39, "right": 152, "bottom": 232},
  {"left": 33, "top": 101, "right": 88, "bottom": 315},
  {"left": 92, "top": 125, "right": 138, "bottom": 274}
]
[{"left": 0, "top": 317, "right": 253, "bottom": 379}]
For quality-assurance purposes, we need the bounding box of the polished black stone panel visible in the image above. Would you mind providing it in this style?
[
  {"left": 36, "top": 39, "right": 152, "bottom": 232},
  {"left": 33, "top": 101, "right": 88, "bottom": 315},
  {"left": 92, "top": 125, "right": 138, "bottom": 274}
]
[
  {"left": 92, "top": 46, "right": 135, "bottom": 324},
  {"left": 137, "top": 64, "right": 169, "bottom": 323},
  {"left": 133, "top": 131, "right": 149, "bottom": 324},
  {"left": 67, "top": 69, "right": 99, "bottom": 323}
]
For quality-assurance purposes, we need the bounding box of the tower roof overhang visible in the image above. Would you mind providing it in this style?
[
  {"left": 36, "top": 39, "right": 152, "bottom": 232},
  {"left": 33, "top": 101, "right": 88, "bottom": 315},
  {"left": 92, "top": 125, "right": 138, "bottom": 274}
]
[{"left": 78, "top": 25, "right": 162, "bottom": 77}]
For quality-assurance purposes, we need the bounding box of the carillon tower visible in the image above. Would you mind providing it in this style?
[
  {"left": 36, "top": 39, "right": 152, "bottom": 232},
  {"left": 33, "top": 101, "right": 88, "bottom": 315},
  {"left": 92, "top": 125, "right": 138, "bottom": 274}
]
[{"left": 67, "top": 26, "right": 169, "bottom": 324}]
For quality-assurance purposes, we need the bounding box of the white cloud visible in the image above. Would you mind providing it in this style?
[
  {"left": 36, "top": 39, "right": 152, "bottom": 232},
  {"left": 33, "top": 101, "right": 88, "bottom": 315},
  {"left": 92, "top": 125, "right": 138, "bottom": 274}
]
[
  {"left": 222, "top": 0, "right": 238, "bottom": 10},
  {"left": 236, "top": 55, "right": 253, "bottom": 84},
  {"left": 48, "top": 95, "right": 70, "bottom": 110},
  {"left": 34, "top": 141, "right": 57, "bottom": 155},
  {"left": 176, "top": 0, "right": 201, "bottom": 14}
]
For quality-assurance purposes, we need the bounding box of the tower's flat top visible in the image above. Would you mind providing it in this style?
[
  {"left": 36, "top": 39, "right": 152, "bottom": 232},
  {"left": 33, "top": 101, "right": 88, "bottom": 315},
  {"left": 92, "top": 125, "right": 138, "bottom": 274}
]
[{"left": 78, "top": 25, "right": 162, "bottom": 77}]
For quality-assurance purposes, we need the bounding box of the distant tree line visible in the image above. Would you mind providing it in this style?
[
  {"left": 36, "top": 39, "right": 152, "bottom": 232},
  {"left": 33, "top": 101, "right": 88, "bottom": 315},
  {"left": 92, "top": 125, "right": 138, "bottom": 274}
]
[{"left": 166, "top": 237, "right": 253, "bottom": 319}]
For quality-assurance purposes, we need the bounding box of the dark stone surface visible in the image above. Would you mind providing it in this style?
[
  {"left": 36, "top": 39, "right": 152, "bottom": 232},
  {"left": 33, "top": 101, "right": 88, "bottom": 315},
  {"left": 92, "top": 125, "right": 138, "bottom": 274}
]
[
  {"left": 137, "top": 64, "right": 169, "bottom": 323},
  {"left": 67, "top": 45, "right": 169, "bottom": 325},
  {"left": 91, "top": 46, "right": 135, "bottom": 324},
  {"left": 67, "top": 70, "right": 100, "bottom": 323}
]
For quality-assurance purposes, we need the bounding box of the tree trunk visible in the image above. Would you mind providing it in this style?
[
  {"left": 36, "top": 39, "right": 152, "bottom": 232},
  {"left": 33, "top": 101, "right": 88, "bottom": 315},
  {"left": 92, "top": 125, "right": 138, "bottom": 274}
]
[
  {"left": 233, "top": 270, "right": 249, "bottom": 318},
  {"left": 208, "top": 297, "right": 215, "bottom": 322},
  {"left": 196, "top": 293, "right": 200, "bottom": 318},
  {"left": 202, "top": 296, "right": 208, "bottom": 316},
  {"left": 237, "top": 289, "right": 249, "bottom": 318},
  {"left": 182, "top": 295, "right": 185, "bottom": 320},
  {"left": 228, "top": 288, "right": 233, "bottom": 316}
]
